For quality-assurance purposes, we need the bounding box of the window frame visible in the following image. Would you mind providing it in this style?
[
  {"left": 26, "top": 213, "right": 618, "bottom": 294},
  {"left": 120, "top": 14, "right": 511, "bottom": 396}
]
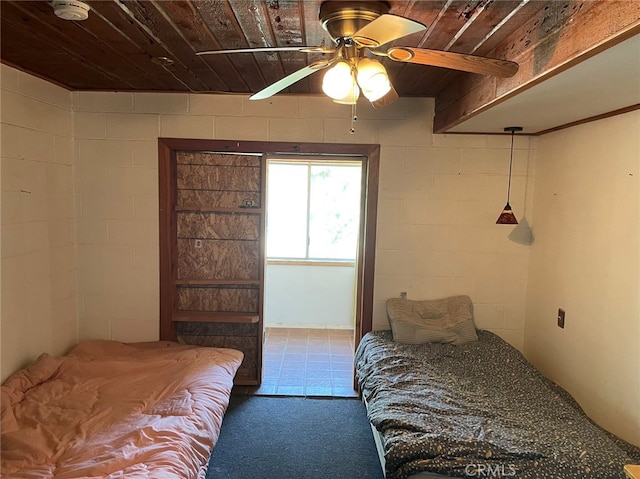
[{"left": 266, "top": 158, "right": 363, "bottom": 264}]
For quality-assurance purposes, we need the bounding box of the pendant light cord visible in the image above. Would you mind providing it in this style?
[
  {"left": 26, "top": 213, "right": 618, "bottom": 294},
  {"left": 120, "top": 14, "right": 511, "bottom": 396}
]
[{"left": 506, "top": 129, "right": 515, "bottom": 203}]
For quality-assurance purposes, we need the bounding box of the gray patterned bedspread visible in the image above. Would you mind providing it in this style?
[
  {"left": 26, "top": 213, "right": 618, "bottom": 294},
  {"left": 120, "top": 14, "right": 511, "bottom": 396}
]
[{"left": 355, "top": 330, "right": 640, "bottom": 479}]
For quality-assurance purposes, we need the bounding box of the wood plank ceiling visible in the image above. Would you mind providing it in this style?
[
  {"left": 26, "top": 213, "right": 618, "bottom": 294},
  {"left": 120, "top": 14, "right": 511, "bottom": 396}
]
[{"left": 2, "top": 1, "right": 638, "bottom": 132}]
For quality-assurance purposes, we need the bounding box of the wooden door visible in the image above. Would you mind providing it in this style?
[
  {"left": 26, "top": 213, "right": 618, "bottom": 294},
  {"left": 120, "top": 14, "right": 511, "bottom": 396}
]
[{"left": 160, "top": 149, "right": 265, "bottom": 385}]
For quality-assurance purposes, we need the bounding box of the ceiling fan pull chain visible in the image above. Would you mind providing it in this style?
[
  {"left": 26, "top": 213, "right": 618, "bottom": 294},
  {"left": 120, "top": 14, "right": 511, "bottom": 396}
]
[{"left": 350, "top": 102, "right": 358, "bottom": 134}]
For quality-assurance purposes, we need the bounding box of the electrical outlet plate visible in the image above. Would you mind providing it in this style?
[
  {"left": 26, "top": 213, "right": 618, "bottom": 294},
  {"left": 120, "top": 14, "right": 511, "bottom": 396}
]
[{"left": 557, "top": 308, "right": 565, "bottom": 328}]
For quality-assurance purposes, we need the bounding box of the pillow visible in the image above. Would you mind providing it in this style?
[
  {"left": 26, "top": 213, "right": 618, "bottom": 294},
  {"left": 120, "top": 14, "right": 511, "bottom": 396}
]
[{"left": 386, "top": 295, "right": 478, "bottom": 345}]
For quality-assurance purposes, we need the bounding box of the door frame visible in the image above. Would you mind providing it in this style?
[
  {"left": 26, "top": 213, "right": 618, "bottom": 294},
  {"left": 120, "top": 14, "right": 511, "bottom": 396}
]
[{"left": 158, "top": 138, "right": 379, "bottom": 353}]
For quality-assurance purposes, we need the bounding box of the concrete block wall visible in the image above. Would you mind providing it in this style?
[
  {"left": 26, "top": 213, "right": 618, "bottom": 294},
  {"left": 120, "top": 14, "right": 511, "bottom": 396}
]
[
  {"left": 1, "top": 65, "right": 77, "bottom": 380},
  {"left": 71, "top": 89, "right": 535, "bottom": 350}
]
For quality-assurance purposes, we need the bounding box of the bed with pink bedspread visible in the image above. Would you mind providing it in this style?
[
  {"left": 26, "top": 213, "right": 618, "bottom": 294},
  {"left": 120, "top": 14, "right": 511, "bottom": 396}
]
[{"left": 1, "top": 340, "right": 243, "bottom": 479}]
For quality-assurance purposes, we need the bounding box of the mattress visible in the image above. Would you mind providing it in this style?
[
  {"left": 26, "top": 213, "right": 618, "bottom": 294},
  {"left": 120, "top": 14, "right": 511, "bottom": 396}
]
[
  {"left": 1, "top": 339, "right": 243, "bottom": 479},
  {"left": 356, "top": 330, "right": 640, "bottom": 479}
]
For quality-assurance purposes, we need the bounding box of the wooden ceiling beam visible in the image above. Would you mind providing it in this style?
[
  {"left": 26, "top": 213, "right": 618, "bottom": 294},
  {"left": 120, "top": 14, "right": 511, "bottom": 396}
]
[{"left": 433, "top": 1, "right": 640, "bottom": 133}]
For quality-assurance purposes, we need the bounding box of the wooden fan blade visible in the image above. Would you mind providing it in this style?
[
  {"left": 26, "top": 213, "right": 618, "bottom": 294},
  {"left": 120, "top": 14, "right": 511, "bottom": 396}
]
[
  {"left": 249, "top": 60, "right": 333, "bottom": 101},
  {"left": 196, "top": 46, "right": 333, "bottom": 56},
  {"left": 370, "top": 84, "right": 399, "bottom": 108},
  {"left": 387, "top": 47, "right": 519, "bottom": 78},
  {"left": 352, "top": 14, "right": 426, "bottom": 48}
]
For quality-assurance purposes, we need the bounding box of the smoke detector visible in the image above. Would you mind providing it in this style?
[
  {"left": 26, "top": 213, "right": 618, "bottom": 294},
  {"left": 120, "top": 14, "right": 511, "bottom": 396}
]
[{"left": 52, "top": 1, "right": 90, "bottom": 21}]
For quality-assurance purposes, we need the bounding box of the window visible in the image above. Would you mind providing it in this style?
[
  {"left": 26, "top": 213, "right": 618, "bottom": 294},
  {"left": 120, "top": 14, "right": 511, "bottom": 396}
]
[{"left": 266, "top": 159, "right": 362, "bottom": 261}]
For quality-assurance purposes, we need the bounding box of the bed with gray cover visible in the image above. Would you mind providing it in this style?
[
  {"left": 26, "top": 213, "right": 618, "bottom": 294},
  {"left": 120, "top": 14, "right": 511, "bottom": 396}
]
[{"left": 355, "top": 296, "right": 640, "bottom": 479}]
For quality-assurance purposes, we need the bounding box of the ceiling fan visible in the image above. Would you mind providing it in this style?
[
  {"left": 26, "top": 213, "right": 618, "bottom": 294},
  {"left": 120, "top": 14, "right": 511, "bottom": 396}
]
[{"left": 197, "top": 1, "right": 519, "bottom": 107}]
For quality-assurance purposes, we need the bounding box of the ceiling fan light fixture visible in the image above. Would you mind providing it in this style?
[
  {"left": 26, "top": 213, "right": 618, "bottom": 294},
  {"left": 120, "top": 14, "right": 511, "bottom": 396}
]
[
  {"left": 356, "top": 58, "right": 391, "bottom": 101},
  {"left": 322, "top": 61, "right": 355, "bottom": 100},
  {"left": 332, "top": 82, "right": 360, "bottom": 105},
  {"left": 196, "top": 3, "right": 519, "bottom": 103}
]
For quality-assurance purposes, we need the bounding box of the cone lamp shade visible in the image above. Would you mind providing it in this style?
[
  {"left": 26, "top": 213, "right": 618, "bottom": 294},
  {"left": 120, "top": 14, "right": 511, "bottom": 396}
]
[
  {"left": 496, "top": 126, "right": 523, "bottom": 225},
  {"left": 496, "top": 203, "right": 518, "bottom": 224}
]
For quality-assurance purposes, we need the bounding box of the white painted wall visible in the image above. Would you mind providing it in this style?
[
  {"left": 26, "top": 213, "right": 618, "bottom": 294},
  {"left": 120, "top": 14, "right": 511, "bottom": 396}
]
[
  {"left": 1, "top": 65, "right": 77, "bottom": 382},
  {"left": 525, "top": 110, "right": 640, "bottom": 446},
  {"left": 264, "top": 263, "right": 355, "bottom": 329}
]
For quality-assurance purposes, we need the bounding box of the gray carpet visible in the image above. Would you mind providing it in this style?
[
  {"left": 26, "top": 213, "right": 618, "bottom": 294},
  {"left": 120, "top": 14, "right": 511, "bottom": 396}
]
[{"left": 206, "top": 395, "right": 385, "bottom": 479}]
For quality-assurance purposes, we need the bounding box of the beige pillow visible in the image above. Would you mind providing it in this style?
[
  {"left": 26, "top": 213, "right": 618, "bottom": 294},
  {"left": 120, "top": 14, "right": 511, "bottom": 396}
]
[{"left": 386, "top": 295, "right": 478, "bottom": 345}]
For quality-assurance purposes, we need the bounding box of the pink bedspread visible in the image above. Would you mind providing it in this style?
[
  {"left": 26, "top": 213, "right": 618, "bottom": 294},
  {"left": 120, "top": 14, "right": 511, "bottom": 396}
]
[{"left": 1, "top": 340, "right": 243, "bottom": 478}]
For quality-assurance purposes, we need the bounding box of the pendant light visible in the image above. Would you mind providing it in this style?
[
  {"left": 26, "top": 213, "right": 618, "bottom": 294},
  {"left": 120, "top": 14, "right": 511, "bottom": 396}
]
[{"left": 496, "top": 126, "right": 523, "bottom": 225}]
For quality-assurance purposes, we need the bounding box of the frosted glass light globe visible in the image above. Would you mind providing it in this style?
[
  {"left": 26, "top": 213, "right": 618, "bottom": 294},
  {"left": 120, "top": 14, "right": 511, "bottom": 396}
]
[
  {"left": 357, "top": 58, "right": 391, "bottom": 101},
  {"left": 322, "top": 62, "right": 354, "bottom": 100}
]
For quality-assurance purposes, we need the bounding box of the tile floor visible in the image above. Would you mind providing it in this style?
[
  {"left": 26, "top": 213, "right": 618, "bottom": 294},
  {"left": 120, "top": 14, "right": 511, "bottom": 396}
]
[{"left": 242, "top": 327, "right": 358, "bottom": 397}]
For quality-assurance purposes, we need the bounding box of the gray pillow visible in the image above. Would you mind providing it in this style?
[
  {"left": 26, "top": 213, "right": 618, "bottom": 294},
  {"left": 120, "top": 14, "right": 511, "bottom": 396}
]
[{"left": 386, "top": 295, "right": 478, "bottom": 345}]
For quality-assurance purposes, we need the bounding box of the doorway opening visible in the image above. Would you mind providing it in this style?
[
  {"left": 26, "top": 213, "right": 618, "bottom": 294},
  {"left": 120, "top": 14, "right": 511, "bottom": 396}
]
[
  {"left": 261, "top": 158, "right": 362, "bottom": 396},
  {"left": 159, "top": 138, "right": 379, "bottom": 393}
]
